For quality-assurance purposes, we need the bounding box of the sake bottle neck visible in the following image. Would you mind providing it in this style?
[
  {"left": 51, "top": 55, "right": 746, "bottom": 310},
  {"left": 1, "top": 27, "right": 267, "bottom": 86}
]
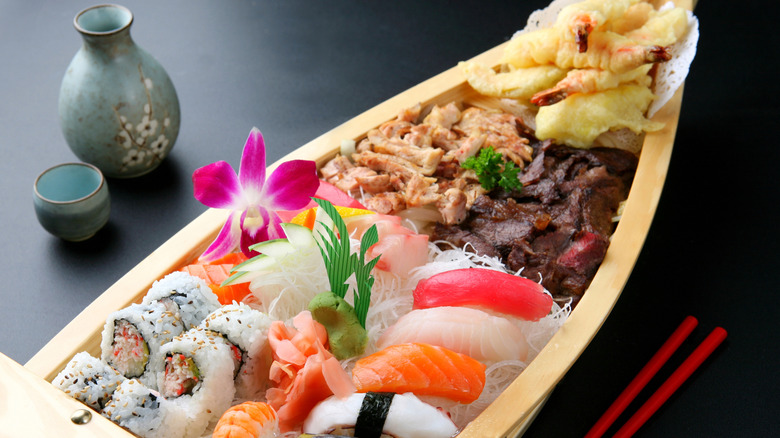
[{"left": 74, "top": 4, "right": 136, "bottom": 56}]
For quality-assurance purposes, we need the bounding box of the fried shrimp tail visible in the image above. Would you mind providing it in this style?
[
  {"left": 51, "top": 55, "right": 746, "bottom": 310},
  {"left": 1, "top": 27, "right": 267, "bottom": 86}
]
[
  {"left": 556, "top": 0, "right": 640, "bottom": 52},
  {"left": 573, "top": 21, "right": 594, "bottom": 53}
]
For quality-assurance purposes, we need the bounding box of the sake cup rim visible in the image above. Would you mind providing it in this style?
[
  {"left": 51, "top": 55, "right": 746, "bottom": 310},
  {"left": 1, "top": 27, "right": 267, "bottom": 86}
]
[
  {"left": 74, "top": 4, "right": 134, "bottom": 37},
  {"left": 34, "top": 162, "right": 106, "bottom": 205}
]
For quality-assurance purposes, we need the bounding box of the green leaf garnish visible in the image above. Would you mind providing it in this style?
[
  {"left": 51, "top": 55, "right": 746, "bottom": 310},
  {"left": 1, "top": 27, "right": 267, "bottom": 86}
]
[
  {"left": 312, "top": 198, "right": 379, "bottom": 328},
  {"left": 462, "top": 146, "right": 523, "bottom": 192}
]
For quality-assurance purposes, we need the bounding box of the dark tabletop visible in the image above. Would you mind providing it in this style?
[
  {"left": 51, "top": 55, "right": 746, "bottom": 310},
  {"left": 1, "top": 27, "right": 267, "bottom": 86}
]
[{"left": 1, "top": 0, "right": 777, "bottom": 436}]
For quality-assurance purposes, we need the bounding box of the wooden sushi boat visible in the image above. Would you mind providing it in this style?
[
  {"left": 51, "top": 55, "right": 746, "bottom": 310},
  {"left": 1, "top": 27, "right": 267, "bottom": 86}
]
[{"left": 4, "top": 0, "right": 693, "bottom": 435}]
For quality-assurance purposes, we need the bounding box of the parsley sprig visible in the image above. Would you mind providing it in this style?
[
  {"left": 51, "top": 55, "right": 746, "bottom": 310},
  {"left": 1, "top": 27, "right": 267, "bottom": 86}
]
[
  {"left": 462, "top": 146, "right": 523, "bottom": 191},
  {"left": 312, "top": 198, "right": 379, "bottom": 328}
]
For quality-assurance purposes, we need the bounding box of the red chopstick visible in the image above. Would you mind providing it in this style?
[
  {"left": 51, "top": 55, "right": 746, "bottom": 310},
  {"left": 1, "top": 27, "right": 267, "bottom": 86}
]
[
  {"left": 584, "top": 315, "right": 699, "bottom": 438},
  {"left": 612, "top": 326, "right": 728, "bottom": 437}
]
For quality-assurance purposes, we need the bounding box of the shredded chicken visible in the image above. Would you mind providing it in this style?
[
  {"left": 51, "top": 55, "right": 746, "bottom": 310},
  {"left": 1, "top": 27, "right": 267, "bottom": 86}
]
[{"left": 320, "top": 103, "right": 534, "bottom": 224}]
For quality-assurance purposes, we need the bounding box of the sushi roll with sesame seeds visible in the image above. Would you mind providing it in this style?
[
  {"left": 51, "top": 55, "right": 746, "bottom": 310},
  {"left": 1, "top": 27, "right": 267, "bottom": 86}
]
[
  {"left": 102, "top": 379, "right": 188, "bottom": 438},
  {"left": 154, "top": 326, "right": 237, "bottom": 438},
  {"left": 100, "top": 300, "right": 185, "bottom": 388},
  {"left": 53, "top": 352, "right": 126, "bottom": 411},
  {"left": 200, "top": 303, "right": 274, "bottom": 400},
  {"left": 143, "top": 271, "right": 221, "bottom": 329}
]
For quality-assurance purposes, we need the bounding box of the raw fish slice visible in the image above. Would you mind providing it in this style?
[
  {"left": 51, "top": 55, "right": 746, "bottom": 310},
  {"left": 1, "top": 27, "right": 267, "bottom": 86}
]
[
  {"left": 377, "top": 307, "right": 529, "bottom": 363},
  {"left": 351, "top": 342, "right": 486, "bottom": 404},
  {"left": 413, "top": 268, "right": 553, "bottom": 321}
]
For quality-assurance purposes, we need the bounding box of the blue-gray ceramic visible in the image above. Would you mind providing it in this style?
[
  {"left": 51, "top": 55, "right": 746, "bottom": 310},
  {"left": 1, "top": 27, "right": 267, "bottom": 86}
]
[
  {"left": 34, "top": 162, "right": 111, "bottom": 241},
  {"left": 59, "top": 4, "right": 180, "bottom": 178}
]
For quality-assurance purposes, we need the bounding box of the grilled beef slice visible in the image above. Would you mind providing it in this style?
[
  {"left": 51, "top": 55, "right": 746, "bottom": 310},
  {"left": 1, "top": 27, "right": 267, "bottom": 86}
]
[{"left": 432, "top": 142, "right": 638, "bottom": 306}]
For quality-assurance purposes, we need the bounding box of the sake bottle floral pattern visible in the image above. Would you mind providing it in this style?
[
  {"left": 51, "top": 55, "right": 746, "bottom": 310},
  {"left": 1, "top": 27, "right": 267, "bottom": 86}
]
[
  {"left": 114, "top": 67, "right": 174, "bottom": 169},
  {"left": 59, "top": 5, "right": 180, "bottom": 178}
]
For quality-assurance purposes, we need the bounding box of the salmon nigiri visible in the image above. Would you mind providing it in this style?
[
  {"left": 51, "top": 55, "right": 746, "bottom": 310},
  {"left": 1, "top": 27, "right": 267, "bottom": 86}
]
[
  {"left": 212, "top": 401, "right": 279, "bottom": 438},
  {"left": 351, "top": 343, "right": 486, "bottom": 404}
]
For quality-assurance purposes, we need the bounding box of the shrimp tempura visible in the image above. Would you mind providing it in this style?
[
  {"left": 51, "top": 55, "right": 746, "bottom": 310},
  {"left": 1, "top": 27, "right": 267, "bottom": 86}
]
[
  {"left": 531, "top": 64, "right": 652, "bottom": 106},
  {"left": 502, "top": 28, "right": 670, "bottom": 74}
]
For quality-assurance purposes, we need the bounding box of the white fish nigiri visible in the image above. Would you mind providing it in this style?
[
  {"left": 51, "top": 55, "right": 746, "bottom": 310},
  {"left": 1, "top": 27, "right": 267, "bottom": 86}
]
[
  {"left": 377, "top": 306, "right": 529, "bottom": 362},
  {"left": 303, "top": 392, "right": 458, "bottom": 438}
]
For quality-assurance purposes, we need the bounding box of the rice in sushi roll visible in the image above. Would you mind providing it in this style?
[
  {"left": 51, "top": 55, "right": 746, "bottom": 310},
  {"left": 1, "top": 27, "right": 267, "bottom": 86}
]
[
  {"left": 143, "top": 271, "right": 221, "bottom": 329},
  {"left": 200, "top": 303, "right": 274, "bottom": 399},
  {"left": 155, "top": 326, "right": 237, "bottom": 438},
  {"left": 53, "top": 352, "right": 126, "bottom": 411},
  {"left": 100, "top": 300, "right": 185, "bottom": 388},
  {"left": 102, "top": 379, "right": 188, "bottom": 438}
]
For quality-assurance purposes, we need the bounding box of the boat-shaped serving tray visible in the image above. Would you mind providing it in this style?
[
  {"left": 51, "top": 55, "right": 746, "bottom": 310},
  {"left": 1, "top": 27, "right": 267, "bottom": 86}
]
[{"left": 12, "top": 1, "right": 690, "bottom": 435}]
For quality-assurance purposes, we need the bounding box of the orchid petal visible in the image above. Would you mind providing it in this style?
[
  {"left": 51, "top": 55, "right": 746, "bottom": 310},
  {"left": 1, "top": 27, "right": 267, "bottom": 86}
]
[
  {"left": 193, "top": 161, "right": 244, "bottom": 209},
  {"left": 238, "top": 128, "right": 267, "bottom": 199},
  {"left": 262, "top": 160, "right": 319, "bottom": 211},
  {"left": 266, "top": 212, "right": 286, "bottom": 241},
  {"left": 200, "top": 212, "right": 242, "bottom": 261}
]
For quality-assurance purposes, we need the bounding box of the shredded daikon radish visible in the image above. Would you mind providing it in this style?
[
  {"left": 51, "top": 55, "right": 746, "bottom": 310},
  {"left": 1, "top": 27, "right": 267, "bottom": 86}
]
[
  {"left": 248, "top": 244, "right": 329, "bottom": 322},
  {"left": 249, "top": 229, "right": 569, "bottom": 430}
]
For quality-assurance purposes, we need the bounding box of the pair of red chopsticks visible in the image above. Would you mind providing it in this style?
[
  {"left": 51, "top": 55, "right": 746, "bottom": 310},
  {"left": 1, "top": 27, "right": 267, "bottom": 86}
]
[{"left": 585, "top": 316, "right": 727, "bottom": 438}]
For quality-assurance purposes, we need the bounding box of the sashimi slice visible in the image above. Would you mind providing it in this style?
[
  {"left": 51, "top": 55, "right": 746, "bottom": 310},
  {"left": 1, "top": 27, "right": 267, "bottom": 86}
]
[
  {"left": 377, "top": 307, "right": 529, "bottom": 363},
  {"left": 201, "top": 252, "right": 249, "bottom": 266},
  {"left": 351, "top": 342, "right": 486, "bottom": 404},
  {"left": 180, "top": 260, "right": 253, "bottom": 305},
  {"left": 413, "top": 268, "right": 553, "bottom": 321},
  {"left": 345, "top": 214, "right": 429, "bottom": 276}
]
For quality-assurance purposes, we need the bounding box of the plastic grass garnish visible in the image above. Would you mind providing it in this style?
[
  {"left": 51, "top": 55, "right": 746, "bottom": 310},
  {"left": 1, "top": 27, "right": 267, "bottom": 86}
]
[{"left": 313, "top": 198, "right": 379, "bottom": 328}]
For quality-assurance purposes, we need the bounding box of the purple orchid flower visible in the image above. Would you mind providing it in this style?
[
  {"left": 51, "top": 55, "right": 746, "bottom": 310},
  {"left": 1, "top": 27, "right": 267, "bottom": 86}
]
[{"left": 193, "top": 127, "right": 319, "bottom": 260}]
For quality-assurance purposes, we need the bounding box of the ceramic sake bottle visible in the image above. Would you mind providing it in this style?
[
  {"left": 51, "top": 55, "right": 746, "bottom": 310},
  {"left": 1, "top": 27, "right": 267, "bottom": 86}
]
[{"left": 59, "top": 4, "right": 180, "bottom": 178}]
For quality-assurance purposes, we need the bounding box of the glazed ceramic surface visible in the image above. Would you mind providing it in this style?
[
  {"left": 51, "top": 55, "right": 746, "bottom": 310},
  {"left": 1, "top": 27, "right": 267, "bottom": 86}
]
[
  {"left": 33, "top": 162, "right": 110, "bottom": 241},
  {"left": 59, "top": 4, "right": 180, "bottom": 178}
]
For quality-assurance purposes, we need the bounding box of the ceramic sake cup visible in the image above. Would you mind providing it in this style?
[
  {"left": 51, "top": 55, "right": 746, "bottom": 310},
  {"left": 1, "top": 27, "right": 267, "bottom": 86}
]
[{"left": 33, "top": 162, "right": 110, "bottom": 241}]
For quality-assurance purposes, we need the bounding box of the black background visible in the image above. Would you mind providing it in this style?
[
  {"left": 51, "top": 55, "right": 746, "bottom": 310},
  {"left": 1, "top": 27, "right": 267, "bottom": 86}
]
[{"left": 1, "top": 0, "right": 777, "bottom": 436}]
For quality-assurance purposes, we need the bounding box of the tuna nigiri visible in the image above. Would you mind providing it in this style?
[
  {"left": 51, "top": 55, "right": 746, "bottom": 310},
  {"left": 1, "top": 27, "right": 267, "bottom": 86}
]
[
  {"left": 413, "top": 268, "right": 554, "bottom": 321},
  {"left": 377, "top": 307, "right": 529, "bottom": 363},
  {"left": 212, "top": 401, "right": 280, "bottom": 438},
  {"left": 351, "top": 342, "right": 486, "bottom": 404}
]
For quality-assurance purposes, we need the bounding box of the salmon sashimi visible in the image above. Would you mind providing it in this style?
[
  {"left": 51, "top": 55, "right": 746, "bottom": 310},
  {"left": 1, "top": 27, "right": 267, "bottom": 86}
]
[
  {"left": 212, "top": 401, "right": 280, "bottom": 438},
  {"left": 180, "top": 252, "right": 253, "bottom": 305},
  {"left": 351, "top": 342, "right": 486, "bottom": 404},
  {"left": 201, "top": 251, "right": 249, "bottom": 266}
]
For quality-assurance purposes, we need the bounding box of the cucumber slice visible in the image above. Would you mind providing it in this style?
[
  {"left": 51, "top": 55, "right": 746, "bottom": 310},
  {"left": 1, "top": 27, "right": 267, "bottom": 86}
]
[
  {"left": 281, "top": 223, "right": 316, "bottom": 249},
  {"left": 221, "top": 269, "right": 266, "bottom": 286},
  {"left": 231, "top": 253, "right": 279, "bottom": 273},
  {"left": 249, "top": 239, "right": 296, "bottom": 258}
]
